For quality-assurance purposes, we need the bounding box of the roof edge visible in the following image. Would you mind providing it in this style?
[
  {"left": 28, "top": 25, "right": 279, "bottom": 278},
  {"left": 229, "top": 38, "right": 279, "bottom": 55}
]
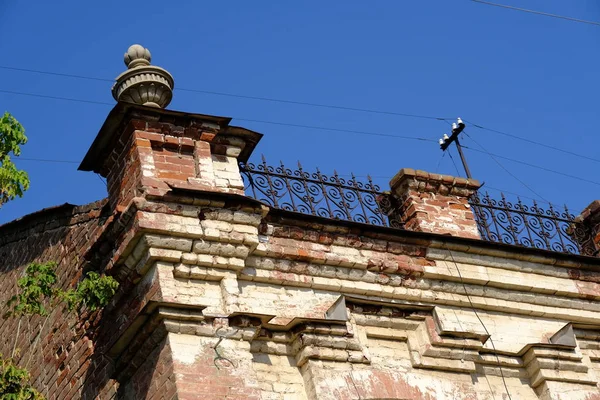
[{"left": 78, "top": 103, "right": 234, "bottom": 172}]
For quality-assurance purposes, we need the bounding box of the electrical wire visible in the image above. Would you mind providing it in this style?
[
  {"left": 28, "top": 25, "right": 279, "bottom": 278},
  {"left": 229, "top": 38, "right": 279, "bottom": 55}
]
[
  {"left": 17, "top": 157, "right": 78, "bottom": 164},
  {"left": 2, "top": 70, "right": 598, "bottom": 196},
  {"left": 483, "top": 185, "right": 553, "bottom": 205},
  {"left": 435, "top": 152, "right": 446, "bottom": 174},
  {"left": 235, "top": 118, "right": 434, "bottom": 141},
  {"left": 0, "top": 89, "right": 113, "bottom": 106},
  {"left": 95, "top": 173, "right": 107, "bottom": 188},
  {"left": 178, "top": 87, "right": 448, "bottom": 120},
  {"left": 3, "top": 64, "right": 599, "bottom": 166},
  {"left": 6, "top": 98, "right": 584, "bottom": 204},
  {"left": 462, "top": 141, "right": 600, "bottom": 187},
  {"left": 0, "top": 65, "right": 449, "bottom": 121},
  {"left": 443, "top": 244, "right": 513, "bottom": 400},
  {"left": 447, "top": 149, "right": 462, "bottom": 177},
  {"left": 465, "top": 120, "right": 600, "bottom": 165},
  {"left": 471, "top": 0, "right": 600, "bottom": 27},
  {"left": 461, "top": 132, "right": 549, "bottom": 202},
  {"left": 0, "top": 88, "right": 436, "bottom": 143},
  {"left": 0, "top": 65, "right": 113, "bottom": 83}
]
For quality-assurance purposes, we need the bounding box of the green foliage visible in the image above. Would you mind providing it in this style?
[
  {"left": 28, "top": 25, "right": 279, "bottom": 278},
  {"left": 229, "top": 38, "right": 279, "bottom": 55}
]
[
  {"left": 5, "top": 262, "right": 58, "bottom": 318},
  {"left": 0, "top": 112, "right": 29, "bottom": 206},
  {"left": 5, "top": 263, "right": 119, "bottom": 317},
  {"left": 0, "top": 356, "right": 43, "bottom": 400},
  {"left": 60, "top": 272, "right": 119, "bottom": 312},
  {"left": 1, "top": 264, "right": 119, "bottom": 399}
]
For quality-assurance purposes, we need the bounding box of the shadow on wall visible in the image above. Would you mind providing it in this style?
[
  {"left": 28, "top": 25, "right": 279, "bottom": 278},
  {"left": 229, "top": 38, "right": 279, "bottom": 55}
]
[
  {"left": 0, "top": 201, "right": 110, "bottom": 273},
  {"left": 80, "top": 318, "right": 171, "bottom": 399}
]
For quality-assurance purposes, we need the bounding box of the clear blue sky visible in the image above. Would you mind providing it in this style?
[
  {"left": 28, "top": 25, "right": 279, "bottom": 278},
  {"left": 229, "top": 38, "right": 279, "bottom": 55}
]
[{"left": 1, "top": 0, "right": 599, "bottom": 224}]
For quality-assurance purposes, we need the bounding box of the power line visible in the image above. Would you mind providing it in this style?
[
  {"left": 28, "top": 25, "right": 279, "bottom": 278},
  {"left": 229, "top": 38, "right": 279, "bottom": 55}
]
[
  {"left": 462, "top": 141, "right": 600, "bottom": 187},
  {"left": 0, "top": 65, "right": 450, "bottom": 121},
  {"left": 447, "top": 149, "right": 462, "bottom": 177},
  {"left": 235, "top": 118, "right": 433, "bottom": 141},
  {"left": 178, "top": 87, "right": 448, "bottom": 120},
  {"left": 443, "top": 245, "right": 512, "bottom": 400},
  {"left": 465, "top": 120, "right": 600, "bottom": 165},
  {"left": 483, "top": 185, "right": 553, "bottom": 205},
  {"left": 462, "top": 132, "right": 549, "bottom": 202},
  {"left": 0, "top": 65, "right": 113, "bottom": 83},
  {"left": 0, "top": 88, "right": 434, "bottom": 142},
  {"left": 18, "top": 157, "right": 78, "bottom": 164},
  {"left": 95, "top": 173, "right": 107, "bottom": 188},
  {"left": 471, "top": 0, "right": 600, "bottom": 27},
  {"left": 0, "top": 89, "right": 113, "bottom": 106},
  {"left": 4, "top": 87, "right": 597, "bottom": 194},
  {"left": 435, "top": 152, "right": 446, "bottom": 174},
  {"left": 3, "top": 64, "right": 599, "bottom": 166}
]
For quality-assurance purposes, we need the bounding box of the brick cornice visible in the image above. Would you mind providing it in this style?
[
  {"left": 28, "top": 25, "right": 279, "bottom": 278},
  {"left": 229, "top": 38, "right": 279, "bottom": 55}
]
[
  {"left": 390, "top": 168, "right": 481, "bottom": 197},
  {"left": 78, "top": 102, "right": 262, "bottom": 173}
]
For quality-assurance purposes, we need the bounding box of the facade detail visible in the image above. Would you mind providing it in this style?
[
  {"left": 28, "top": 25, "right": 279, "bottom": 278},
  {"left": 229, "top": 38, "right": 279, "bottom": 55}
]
[
  {"left": 112, "top": 45, "right": 174, "bottom": 108},
  {"left": 1, "top": 48, "right": 600, "bottom": 399}
]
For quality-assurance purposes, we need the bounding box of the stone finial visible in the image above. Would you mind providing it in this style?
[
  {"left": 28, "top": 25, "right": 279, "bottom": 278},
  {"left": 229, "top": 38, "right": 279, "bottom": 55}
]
[
  {"left": 124, "top": 44, "right": 151, "bottom": 68},
  {"left": 112, "top": 44, "right": 174, "bottom": 108}
]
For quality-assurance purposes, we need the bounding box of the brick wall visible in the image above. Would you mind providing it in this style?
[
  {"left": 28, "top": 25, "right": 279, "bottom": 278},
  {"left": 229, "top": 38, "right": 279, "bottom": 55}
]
[
  {"left": 108, "top": 191, "right": 600, "bottom": 399},
  {"left": 389, "top": 169, "right": 481, "bottom": 239},
  {"left": 117, "top": 333, "right": 177, "bottom": 400},
  {"left": 80, "top": 105, "right": 256, "bottom": 215},
  {"left": 0, "top": 200, "right": 120, "bottom": 399},
  {"left": 3, "top": 103, "right": 600, "bottom": 400}
]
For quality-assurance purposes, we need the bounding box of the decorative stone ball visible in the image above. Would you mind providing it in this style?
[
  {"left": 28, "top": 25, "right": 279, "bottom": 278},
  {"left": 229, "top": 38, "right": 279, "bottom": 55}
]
[{"left": 124, "top": 44, "right": 152, "bottom": 68}]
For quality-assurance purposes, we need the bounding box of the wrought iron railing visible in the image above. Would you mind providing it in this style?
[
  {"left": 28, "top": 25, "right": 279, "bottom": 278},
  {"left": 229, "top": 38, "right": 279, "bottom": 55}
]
[
  {"left": 239, "top": 156, "right": 399, "bottom": 227},
  {"left": 240, "top": 157, "right": 595, "bottom": 257},
  {"left": 469, "top": 192, "right": 595, "bottom": 256}
]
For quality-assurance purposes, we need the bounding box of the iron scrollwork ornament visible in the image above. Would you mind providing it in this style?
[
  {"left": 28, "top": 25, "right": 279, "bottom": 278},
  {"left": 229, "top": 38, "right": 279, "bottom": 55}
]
[
  {"left": 470, "top": 192, "right": 594, "bottom": 256},
  {"left": 239, "top": 156, "right": 394, "bottom": 227},
  {"left": 239, "top": 156, "right": 593, "bottom": 257}
]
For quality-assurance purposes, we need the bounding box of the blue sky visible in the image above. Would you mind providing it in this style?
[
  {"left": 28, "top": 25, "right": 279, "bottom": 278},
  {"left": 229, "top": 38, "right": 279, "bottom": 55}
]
[{"left": 0, "top": 0, "right": 599, "bottom": 224}]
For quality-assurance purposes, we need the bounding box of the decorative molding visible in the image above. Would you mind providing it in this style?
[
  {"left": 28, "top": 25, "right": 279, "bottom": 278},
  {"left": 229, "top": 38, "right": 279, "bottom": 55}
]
[{"left": 112, "top": 44, "right": 174, "bottom": 108}]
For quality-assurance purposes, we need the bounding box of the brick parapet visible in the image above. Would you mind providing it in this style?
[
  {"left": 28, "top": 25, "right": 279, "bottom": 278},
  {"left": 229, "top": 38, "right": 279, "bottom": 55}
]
[
  {"left": 388, "top": 168, "right": 482, "bottom": 239},
  {"left": 79, "top": 103, "right": 262, "bottom": 215},
  {"left": 575, "top": 200, "right": 600, "bottom": 257},
  {"left": 0, "top": 199, "right": 120, "bottom": 399}
]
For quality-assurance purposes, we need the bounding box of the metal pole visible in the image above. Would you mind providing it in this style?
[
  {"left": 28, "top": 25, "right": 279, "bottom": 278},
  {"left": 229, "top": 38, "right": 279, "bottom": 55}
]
[{"left": 454, "top": 138, "right": 472, "bottom": 179}]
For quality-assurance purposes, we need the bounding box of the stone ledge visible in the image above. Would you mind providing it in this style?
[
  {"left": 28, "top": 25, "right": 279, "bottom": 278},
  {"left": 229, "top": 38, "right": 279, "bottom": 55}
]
[{"left": 390, "top": 168, "right": 481, "bottom": 196}]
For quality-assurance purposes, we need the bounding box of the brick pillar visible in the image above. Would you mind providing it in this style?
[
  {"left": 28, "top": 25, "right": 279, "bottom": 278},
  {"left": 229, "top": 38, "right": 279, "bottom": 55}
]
[
  {"left": 79, "top": 103, "right": 261, "bottom": 213},
  {"left": 388, "top": 169, "right": 481, "bottom": 239},
  {"left": 573, "top": 200, "right": 600, "bottom": 257}
]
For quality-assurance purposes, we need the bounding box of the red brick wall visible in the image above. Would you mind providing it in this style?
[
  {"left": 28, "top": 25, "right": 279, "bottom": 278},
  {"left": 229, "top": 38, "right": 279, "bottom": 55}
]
[
  {"left": 104, "top": 120, "right": 145, "bottom": 213},
  {"left": 152, "top": 144, "right": 196, "bottom": 182},
  {"left": 168, "top": 332, "right": 262, "bottom": 400},
  {"left": 117, "top": 334, "right": 178, "bottom": 400},
  {"left": 389, "top": 169, "right": 481, "bottom": 239},
  {"left": 0, "top": 200, "right": 120, "bottom": 399}
]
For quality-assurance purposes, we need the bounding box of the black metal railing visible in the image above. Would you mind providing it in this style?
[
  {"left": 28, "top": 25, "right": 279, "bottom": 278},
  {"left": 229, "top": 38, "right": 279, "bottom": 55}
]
[
  {"left": 239, "top": 156, "right": 398, "bottom": 227},
  {"left": 240, "top": 157, "right": 595, "bottom": 257},
  {"left": 470, "top": 192, "right": 595, "bottom": 256}
]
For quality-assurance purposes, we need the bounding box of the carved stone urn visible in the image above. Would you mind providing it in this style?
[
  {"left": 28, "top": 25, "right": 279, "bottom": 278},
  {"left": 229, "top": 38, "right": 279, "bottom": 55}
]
[{"left": 112, "top": 44, "right": 174, "bottom": 108}]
